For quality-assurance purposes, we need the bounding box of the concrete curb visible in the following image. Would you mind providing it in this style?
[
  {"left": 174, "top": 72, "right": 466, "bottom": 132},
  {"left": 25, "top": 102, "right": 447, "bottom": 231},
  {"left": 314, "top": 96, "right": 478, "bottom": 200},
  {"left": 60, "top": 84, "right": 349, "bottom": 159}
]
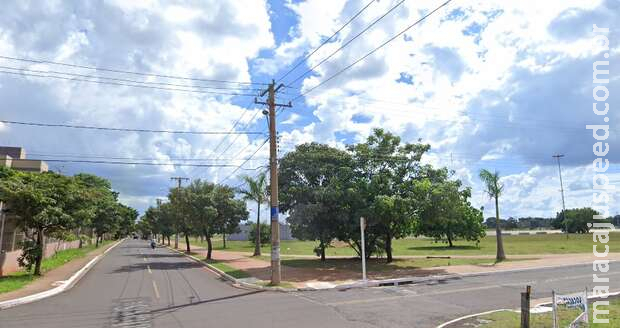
[
  {"left": 436, "top": 290, "right": 620, "bottom": 327},
  {"left": 165, "top": 246, "right": 304, "bottom": 292},
  {"left": 0, "top": 239, "right": 124, "bottom": 310}
]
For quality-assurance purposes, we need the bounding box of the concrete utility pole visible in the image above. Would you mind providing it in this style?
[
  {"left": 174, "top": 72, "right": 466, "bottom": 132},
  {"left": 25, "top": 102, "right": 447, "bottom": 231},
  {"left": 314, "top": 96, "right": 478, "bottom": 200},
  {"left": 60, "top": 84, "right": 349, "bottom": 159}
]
[
  {"left": 171, "top": 177, "right": 189, "bottom": 249},
  {"left": 255, "top": 80, "right": 291, "bottom": 285},
  {"left": 552, "top": 154, "right": 567, "bottom": 237}
]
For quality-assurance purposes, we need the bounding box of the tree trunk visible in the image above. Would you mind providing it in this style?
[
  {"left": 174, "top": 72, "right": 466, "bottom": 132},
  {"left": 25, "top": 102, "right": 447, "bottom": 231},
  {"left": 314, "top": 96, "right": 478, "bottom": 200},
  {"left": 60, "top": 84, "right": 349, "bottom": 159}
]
[
  {"left": 223, "top": 232, "right": 227, "bottom": 249},
  {"left": 96, "top": 234, "right": 100, "bottom": 247},
  {"left": 167, "top": 235, "right": 171, "bottom": 246},
  {"left": 34, "top": 229, "right": 44, "bottom": 276},
  {"left": 320, "top": 241, "right": 326, "bottom": 262},
  {"left": 448, "top": 234, "right": 453, "bottom": 247},
  {"left": 185, "top": 233, "right": 191, "bottom": 253},
  {"left": 254, "top": 203, "right": 261, "bottom": 256},
  {"left": 385, "top": 234, "right": 393, "bottom": 263},
  {"left": 175, "top": 233, "right": 179, "bottom": 249},
  {"left": 77, "top": 227, "right": 83, "bottom": 248},
  {"left": 206, "top": 235, "right": 213, "bottom": 260},
  {"left": 495, "top": 196, "right": 506, "bottom": 261}
]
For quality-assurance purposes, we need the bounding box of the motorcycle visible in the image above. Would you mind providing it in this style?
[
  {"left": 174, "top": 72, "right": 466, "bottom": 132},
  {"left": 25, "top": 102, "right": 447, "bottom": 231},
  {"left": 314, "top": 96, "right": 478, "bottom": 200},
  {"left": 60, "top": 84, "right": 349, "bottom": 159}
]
[{"left": 150, "top": 240, "right": 156, "bottom": 249}]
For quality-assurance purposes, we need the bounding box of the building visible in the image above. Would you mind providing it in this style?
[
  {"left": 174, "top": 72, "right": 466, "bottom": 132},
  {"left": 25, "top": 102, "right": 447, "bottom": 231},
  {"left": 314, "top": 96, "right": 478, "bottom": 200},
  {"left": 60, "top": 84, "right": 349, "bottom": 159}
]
[
  {"left": 0, "top": 146, "right": 48, "bottom": 173},
  {"left": 228, "top": 223, "right": 296, "bottom": 241}
]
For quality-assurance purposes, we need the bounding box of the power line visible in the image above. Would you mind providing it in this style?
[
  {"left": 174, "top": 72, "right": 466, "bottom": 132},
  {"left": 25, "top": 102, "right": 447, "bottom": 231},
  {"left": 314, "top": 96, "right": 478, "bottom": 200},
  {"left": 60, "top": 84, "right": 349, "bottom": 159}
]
[
  {"left": 29, "top": 153, "right": 269, "bottom": 162},
  {"left": 10, "top": 158, "right": 244, "bottom": 167},
  {"left": 286, "top": 0, "right": 406, "bottom": 87},
  {"left": 293, "top": 0, "right": 453, "bottom": 101},
  {"left": 0, "top": 55, "right": 268, "bottom": 86},
  {"left": 1, "top": 119, "right": 266, "bottom": 135},
  {"left": 0, "top": 70, "right": 257, "bottom": 96},
  {"left": 0, "top": 65, "right": 262, "bottom": 92},
  {"left": 221, "top": 138, "right": 270, "bottom": 183},
  {"left": 276, "top": 0, "right": 377, "bottom": 83}
]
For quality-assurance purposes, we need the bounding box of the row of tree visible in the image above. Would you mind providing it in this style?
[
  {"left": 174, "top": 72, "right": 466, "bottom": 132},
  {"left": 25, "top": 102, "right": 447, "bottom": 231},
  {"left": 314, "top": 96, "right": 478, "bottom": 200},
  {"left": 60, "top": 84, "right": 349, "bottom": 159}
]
[
  {"left": 279, "top": 129, "right": 487, "bottom": 263},
  {"left": 0, "top": 167, "right": 137, "bottom": 275},
  {"left": 137, "top": 180, "right": 248, "bottom": 259}
]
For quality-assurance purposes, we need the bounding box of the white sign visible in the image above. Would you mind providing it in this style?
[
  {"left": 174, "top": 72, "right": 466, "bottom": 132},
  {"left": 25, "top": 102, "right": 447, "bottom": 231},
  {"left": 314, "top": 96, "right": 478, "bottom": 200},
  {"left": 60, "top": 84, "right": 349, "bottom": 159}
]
[{"left": 552, "top": 290, "right": 589, "bottom": 328}]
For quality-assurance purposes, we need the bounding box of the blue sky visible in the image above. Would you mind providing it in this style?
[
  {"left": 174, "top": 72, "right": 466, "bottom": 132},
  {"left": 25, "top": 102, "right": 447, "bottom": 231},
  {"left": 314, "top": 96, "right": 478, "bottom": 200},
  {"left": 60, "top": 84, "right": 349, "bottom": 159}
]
[{"left": 0, "top": 0, "right": 617, "bottom": 220}]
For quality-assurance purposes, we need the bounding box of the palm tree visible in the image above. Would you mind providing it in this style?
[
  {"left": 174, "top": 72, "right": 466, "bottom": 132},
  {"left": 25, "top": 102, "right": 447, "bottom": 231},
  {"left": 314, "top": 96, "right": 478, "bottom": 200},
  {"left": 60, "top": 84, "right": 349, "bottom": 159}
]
[
  {"left": 238, "top": 173, "right": 268, "bottom": 256},
  {"left": 479, "top": 169, "right": 506, "bottom": 261}
]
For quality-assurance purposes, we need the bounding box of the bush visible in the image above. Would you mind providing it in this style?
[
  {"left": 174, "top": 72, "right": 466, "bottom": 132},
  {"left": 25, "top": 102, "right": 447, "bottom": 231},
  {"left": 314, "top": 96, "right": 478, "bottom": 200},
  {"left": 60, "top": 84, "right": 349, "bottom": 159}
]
[{"left": 248, "top": 223, "right": 270, "bottom": 245}]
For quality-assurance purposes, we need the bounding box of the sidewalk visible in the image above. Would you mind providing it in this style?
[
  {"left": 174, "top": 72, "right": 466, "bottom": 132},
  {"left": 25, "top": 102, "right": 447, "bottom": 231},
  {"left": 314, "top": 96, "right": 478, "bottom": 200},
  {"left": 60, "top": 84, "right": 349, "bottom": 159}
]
[
  {"left": 184, "top": 244, "right": 620, "bottom": 289},
  {"left": 0, "top": 242, "right": 115, "bottom": 302}
]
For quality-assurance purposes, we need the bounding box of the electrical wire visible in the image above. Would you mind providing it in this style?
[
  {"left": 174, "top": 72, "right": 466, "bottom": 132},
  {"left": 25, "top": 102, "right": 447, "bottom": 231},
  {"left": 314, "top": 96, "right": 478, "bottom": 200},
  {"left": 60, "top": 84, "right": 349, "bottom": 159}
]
[
  {"left": 0, "top": 119, "right": 266, "bottom": 135},
  {"left": 220, "top": 138, "right": 270, "bottom": 183},
  {"left": 0, "top": 55, "right": 268, "bottom": 85},
  {"left": 292, "top": 0, "right": 453, "bottom": 101},
  {"left": 0, "top": 65, "right": 261, "bottom": 92},
  {"left": 286, "top": 0, "right": 406, "bottom": 87},
  {"left": 276, "top": 0, "right": 377, "bottom": 83},
  {"left": 0, "top": 70, "right": 257, "bottom": 96}
]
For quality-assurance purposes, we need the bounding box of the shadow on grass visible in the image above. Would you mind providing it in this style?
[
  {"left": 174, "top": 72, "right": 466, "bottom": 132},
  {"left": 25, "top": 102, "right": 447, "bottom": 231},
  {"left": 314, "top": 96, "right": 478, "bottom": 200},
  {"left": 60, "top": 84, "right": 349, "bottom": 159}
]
[{"left": 407, "top": 245, "right": 481, "bottom": 251}]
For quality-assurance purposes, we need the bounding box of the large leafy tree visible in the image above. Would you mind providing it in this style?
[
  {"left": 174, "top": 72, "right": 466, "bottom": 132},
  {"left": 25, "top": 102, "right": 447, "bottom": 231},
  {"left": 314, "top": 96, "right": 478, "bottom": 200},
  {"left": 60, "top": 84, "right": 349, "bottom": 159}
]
[
  {"left": 417, "top": 179, "right": 485, "bottom": 247},
  {"left": 552, "top": 207, "right": 604, "bottom": 233},
  {"left": 350, "top": 129, "right": 430, "bottom": 263},
  {"left": 210, "top": 185, "right": 247, "bottom": 258},
  {"left": 237, "top": 173, "right": 268, "bottom": 256},
  {"left": 0, "top": 171, "right": 76, "bottom": 275},
  {"left": 279, "top": 143, "right": 355, "bottom": 261},
  {"left": 479, "top": 169, "right": 506, "bottom": 261}
]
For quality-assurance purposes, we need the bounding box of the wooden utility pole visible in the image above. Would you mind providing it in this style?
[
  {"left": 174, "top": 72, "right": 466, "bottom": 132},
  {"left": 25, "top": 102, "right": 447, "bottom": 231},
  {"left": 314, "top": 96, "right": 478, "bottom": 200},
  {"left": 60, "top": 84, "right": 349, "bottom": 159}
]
[
  {"left": 171, "top": 177, "right": 189, "bottom": 249},
  {"left": 521, "top": 285, "right": 531, "bottom": 328},
  {"left": 255, "top": 80, "right": 291, "bottom": 285},
  {"left": 552, "top": 154, "right": 567, "bottom": 237}
]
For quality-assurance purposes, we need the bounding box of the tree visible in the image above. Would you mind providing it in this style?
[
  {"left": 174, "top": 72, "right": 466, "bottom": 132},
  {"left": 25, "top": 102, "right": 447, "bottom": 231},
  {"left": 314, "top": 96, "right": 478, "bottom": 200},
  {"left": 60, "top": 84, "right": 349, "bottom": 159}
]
[
  {"left": 237, "top": 173, "right": 268, "bottom": 256},
  {"left": 279, "top": 143, "right": 354, "bottom": 261},
  {"left": 210, "top": 185, "right": 247, "bottom": 258},
  {"left": 248, "top": 223, "right": 270, "bottom": 246},
  {"left": 0, "top": 171, "right": 76, "bottom": 275},
  {"left": 349, "top": 129, "right": 430, "bottom": 263},
  {"left": 552, "top": 207, "right": 604, "bottom": 233},
  {"left": 417, "top": 180, "right": 485, "bottom": 247},
  {"left": 479, "top": 169, "right": 506, "bottom": 261}
]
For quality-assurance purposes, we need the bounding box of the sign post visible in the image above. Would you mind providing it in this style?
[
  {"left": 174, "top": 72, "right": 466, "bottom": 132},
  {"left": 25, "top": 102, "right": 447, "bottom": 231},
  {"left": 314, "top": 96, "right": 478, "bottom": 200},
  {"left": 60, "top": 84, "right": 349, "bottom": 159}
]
[{"left": 360, "top": 217, "right": 367, "bottom": 282}]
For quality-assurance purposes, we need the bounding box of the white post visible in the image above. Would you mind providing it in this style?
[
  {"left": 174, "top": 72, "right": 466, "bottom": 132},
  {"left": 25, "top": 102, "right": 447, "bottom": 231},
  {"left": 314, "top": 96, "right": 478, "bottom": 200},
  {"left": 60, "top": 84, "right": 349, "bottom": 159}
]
[
  {"left": 552, "top": 290, "right": 558, "bottom": 328},
  {"left": 583, "top": 287, "right": 589, "bottom": 323},
  {"left": 360, "top": 217, "right": 367, "bottom": 282}
]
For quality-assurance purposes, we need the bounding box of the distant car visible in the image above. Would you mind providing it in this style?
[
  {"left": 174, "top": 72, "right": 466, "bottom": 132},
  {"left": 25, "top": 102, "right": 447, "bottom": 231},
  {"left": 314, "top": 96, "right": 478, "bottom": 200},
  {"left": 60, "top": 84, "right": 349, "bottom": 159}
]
[{"left": 133, "top": 234, "right": 138, "bottom": 239}]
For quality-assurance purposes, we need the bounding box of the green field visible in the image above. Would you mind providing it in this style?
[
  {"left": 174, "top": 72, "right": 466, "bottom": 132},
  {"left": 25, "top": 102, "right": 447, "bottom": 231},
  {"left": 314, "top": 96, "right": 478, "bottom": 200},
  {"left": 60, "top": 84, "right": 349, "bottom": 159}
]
[
  {"left": 196, "top": 233, "right": 620, "bottom": 257},
  {"left": 470, "top": 298, "right": 620, "bottom": 327},
  {"left": 0, "top": 241, "right": 112, "bottom": 294}
]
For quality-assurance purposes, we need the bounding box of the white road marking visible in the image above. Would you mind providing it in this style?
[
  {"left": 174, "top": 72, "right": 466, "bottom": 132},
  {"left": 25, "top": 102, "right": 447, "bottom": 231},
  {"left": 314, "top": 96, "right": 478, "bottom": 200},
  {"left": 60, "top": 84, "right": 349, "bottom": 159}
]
[
  {"left": 147, "top": 265, "right": 152, "bottom": 274},
  {"left": 152, "top": 281, "right": 160, "bottom": 299}
]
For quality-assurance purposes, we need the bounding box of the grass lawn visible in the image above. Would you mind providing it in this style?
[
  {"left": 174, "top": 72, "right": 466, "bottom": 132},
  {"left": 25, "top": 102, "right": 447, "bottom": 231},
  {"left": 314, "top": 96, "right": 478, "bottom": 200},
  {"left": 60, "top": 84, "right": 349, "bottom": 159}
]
[
  {"left": 0, "top": 241, "right": 112, "bottom": 295},
  {"left": 199, "top": 233, "right": 620, "bottom": 257},
  {"left": 258, "top": 256, "right": 533, "bottom": 272},
  {"left": 471, "top": 298, "right": 620, "bottom": 327},
  {"left": 205, "top": 260, "right": 251, "bottom": 279}
]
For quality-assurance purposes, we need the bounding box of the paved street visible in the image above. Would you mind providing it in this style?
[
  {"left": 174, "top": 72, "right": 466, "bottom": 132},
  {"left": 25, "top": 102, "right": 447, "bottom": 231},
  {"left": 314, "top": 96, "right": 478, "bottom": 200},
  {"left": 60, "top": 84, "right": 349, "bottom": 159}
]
[{"left": 1, "top": 239, "right": 618, "bottom": 328}]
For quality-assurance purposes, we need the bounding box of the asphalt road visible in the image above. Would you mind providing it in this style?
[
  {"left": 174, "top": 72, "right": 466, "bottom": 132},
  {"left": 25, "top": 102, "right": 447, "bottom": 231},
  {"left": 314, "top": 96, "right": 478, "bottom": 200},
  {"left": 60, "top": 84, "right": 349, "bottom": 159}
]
[{"left": 1, "top": 239, "right": 618, "bottom": 328}]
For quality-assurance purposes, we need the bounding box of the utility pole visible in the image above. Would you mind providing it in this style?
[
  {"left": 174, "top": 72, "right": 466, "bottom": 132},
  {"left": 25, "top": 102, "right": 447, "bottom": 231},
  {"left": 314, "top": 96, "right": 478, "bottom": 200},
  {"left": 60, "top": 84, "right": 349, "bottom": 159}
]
[
  {"left": 552, "top": 154, "right": 567, "bottom": 237},
  {"left": 255, "top": 80, "right": 291, "bottom": 285},
  {"left": 171, "top": 177, "right": 189, "bottom": 249}
]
